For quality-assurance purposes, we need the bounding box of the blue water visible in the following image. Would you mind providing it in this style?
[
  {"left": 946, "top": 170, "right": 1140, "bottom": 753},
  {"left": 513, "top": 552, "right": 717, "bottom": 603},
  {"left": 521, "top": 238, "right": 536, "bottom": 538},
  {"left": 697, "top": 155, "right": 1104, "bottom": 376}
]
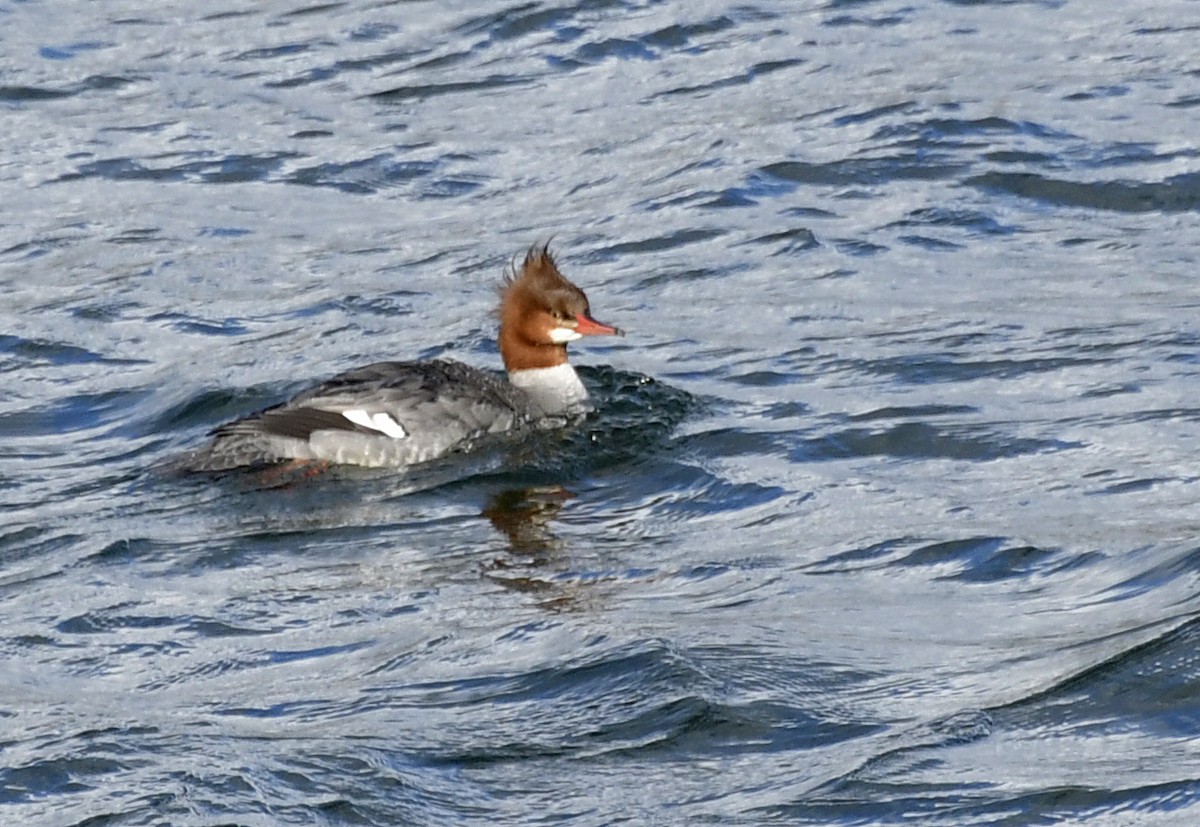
[{"left": 3, "top": 1, "right": 1200, "bottom": 824}]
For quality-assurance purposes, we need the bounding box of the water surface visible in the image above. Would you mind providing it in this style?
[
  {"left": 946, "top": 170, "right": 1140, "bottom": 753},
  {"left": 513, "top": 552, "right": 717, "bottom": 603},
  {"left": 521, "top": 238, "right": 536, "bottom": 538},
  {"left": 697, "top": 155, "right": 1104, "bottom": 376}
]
[{"left": 3, "top": 1, "right": 1200, "bottom": 824}]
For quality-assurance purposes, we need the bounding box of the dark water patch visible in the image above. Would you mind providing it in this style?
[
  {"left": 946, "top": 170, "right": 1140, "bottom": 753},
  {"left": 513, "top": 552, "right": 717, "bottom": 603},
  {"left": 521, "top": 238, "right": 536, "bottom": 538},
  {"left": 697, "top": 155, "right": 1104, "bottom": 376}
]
[
  {"left": 609, "top": 461, "right": 787, "bottom": 519},
  {"left": 595, "top": 694, "right": 878, "bottom": 758},
  {"left": 267, "top": 639, "right": 375, "bottom": 666},
  {"left": 139, "top": 649, "right": 302, "bottom": 692},
  {"left": 575, "top": 37, "right": 657, "bottom": 62},
  {"left": 0, "top": 231, "right": 89, "bottom": 262},
  {"left": 967, "top": 170, "right": 1200, "bottom": 212},
  {"left": 768, "top": 779, "right": 1197, "bottom": 826},
  {"left": 148, "top": 311, "right": 249, "bottom": 337},
  {"left": 393, "top": 48, "right": 476, "bottom": 79},
  {"left": 0, "top": 75, "right": 136, "bottom": 103},
  {"left": 566, "top": 15, "right": 745, "bottom": 66},
  {"left": 1043, "top": 322, "right": 1149, "bottom": 351},
  {"left": 56, "top": 604, "right": 179, "bottom": 635},
  {"left": 106, "top": 226, "right": 163, "bottom": 245},
  {"left": 256, "top": 753, "right": 481, "bottom": 826},
  {"left": 784, "top": 205, "right": 839, "bottom": 219},
  {"left": 698, "top": 170, "right": 797, "bottom": 209},
  {"left": 233, "top": 42, "right": 319, "bottom": 62},
  {"left": 368, "top": 74, "right": 532, "bottom": 103},
  {"left": 0, "top": 754, "right": 129, "bottom": 804},
  {"left": 1151, "top": 328, "right": 1200, "bottom": 356},
  {"left": 1078, "top": 140, "right": 1172, "bottom": 169},
  {"left": 848, "top": 404, "right": 979, "bottom": 422},
  {"left": 897, "top": 234, "right": 962, "bottom": 251},
  {"left": 883, "top": 206, "right": 1019, "bottom": 236},
  {"left": 742, "top": 227, "right": 820, "bottom": 255},
  {"left": 896, "top": 537, "right": 1061, "bottom": 583},
  {"left": 834, "top": 100, "right": 918, "bottom": 127},
  {"left": 1065, "top": 84, "right": 1129, "bottom": 101},
  {"left": 823, "top": 9, "right": 911, "bottom": 28},
  {"left": 1092, "top": 476, "right": 1173, "bottom": 495},
  {"left": 727, "top": 369, "right": 803, "bottom": 386},
  {"left": 944, "top": 0, "right": 1069, "bottom": 6},
  {"left": 172, "top": 505, "right": 419, "bottom": 565},
  {"left": 282, "top": 2, "right": 348, "bottom": 19},
  {"left": 271, "top": 46, "right": 428, "bottom": 89},
  {"left": 146, "top": 388, "right": 257, "bottom": 436},
  {"left": 422, "top": 176, "right": 485, "bottom": 199},
  {"left": 593, "top": 227, "right": 726, "bottom": 259},
  {"left": 349, "top": 22, "right": 399, "bottom": 43},
  {"left": 198, "top": 225, "right": 252, "bottom": 239},
  {"left": 39, "top": 41, "right": 109, "bottom": 61},
  {"left": 198, "top": 8, "right": 257, "bottom": 21},
  {"left": 99, "top": 120, "right": 174, "bottom": 135},
  {"left": 58, "top": 152, "right": 299, "bottom": 185},
  {"left": 651, "top": 57, "right": 804, "bottom": 98},
  {"left": 633, "top": 265, "right": 724, "bottom": 289},
  {"left": 792, "top": 421, "right": 1077, "bottom": 462},
  {"left": 850, "top": 320, "right": 989, "bottom": 346},
  {"left": 831, "top": 237, "right": 887, "bottom": 256},
  {"left": 809, "top": 536, "right": 1085, "bottom": 581},
  {"left": 1080, "top": 382, "right": 1139, "bottom": 399},
  {"left": 387, "top": 639, "right": 698, "bottom": 710},
  {"left": 0, "top": 335, "right": 126, "bottom": 371},
  {"left": 1097, "top": 546, "right": 1200, "bottom": 603},
  {"left": 765, "top": 710, "right": 995, "bottom": 821},
  {"left": 673, "top": 427, "right": 789, "bottom": 459},
  {"left": 78, "top": 537, "right": 164, "bottom": 567},
  {"left": 644, "top": 17, "right": 736, "bottom": 48},
  {"left": 0, "top": 528, "right": 83, "bottom": 575},
  {"left": 808, "top": 536, "right": 921, "bottom": 572},
  {"left": 1111, "top": 407, "right": 1200, "bottom": 426},
  {"left": 761, "top": 400, "right": 812, "bottom": 419},
  {"left": 637, "top": 188, "right": 721, "bottom": 211},
  {"left": 217, "top": 698, "right": 335, "bottom": 720},
  {"left": 454, "top": 2, "right": 582, "bottom": 41},
  {"left": 286, "top": 155, "right": 437, "bottom": 194},
  {"left": 762, "top": 156, "right": 967, "bottom": 187},
  {"left": 1135, "top": 22, "right": 1200, "bottom": 35},
  {"left": 56, "top": 466, "right": 146, "bottom": 503},
  {"left": 992, "top": 614, "right": 1200, "bottom": 744},
  {"left": 699, "top": 187, "right": 757, "bottom": 208},
  {"left": 286, "top": 292, "right": 420, "bottom": 321},
  {"left": 986, "top": 148, "right": 1056, "bottom": 164},
  {"left": 0, "top": 389, "right": 153, "bottom": 438},
  {"left": 0, "top": 85, "right": 73, "bottom": 102},
  {"left": 874, "top": 115, "right": 1072, "bottom": 142},
  {"left": 371, "top": 640, "right": 820, "bottom": 766},
  {"left": 845, "top": 351, "right": 1113, "bottom": 384}
]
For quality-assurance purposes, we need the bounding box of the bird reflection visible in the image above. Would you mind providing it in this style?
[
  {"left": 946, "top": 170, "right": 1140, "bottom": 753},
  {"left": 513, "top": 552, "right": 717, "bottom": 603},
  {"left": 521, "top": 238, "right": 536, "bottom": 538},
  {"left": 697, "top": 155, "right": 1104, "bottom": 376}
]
[
  {"left": 482, "top": 486, "right": 578, "bottom": 602},
  {"left": 484, "top": 486, "right": 572, "bottom": 555}
]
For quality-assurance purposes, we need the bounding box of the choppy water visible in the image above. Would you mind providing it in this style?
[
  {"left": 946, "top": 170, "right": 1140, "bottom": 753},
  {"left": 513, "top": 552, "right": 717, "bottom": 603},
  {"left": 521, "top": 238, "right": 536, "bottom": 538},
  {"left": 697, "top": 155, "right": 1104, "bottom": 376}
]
[{"left": 3, "top": 1, "right": 1200, "bottom": 824}]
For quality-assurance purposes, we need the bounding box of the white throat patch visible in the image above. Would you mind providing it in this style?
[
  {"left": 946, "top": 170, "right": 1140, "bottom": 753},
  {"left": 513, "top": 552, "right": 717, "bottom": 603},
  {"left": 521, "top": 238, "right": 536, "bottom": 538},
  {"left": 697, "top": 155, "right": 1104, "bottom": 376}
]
[
  {"left": 508, "top": 363, "right": 589, "bottom": 416},
  {"left": 548, "top": 326, "right": 582, "bottom": 343}
]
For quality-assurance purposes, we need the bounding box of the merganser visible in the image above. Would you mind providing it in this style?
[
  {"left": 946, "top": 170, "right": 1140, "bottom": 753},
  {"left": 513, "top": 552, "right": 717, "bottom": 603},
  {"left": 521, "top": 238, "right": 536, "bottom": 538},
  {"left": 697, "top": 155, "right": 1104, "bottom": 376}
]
[{"left": 178, "top": 243, "right": 623, "bottom": 472}]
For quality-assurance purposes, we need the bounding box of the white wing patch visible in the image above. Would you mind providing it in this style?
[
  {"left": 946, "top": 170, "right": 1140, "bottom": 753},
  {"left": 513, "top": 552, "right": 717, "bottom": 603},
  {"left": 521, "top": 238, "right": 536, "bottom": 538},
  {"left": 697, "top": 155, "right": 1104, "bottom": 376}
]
[
  {"left": 548, "top": 326, "right": 582, "bottom": 343},
  {"left": 342, "top": 409, "right": 407, "bottom": 439}
]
